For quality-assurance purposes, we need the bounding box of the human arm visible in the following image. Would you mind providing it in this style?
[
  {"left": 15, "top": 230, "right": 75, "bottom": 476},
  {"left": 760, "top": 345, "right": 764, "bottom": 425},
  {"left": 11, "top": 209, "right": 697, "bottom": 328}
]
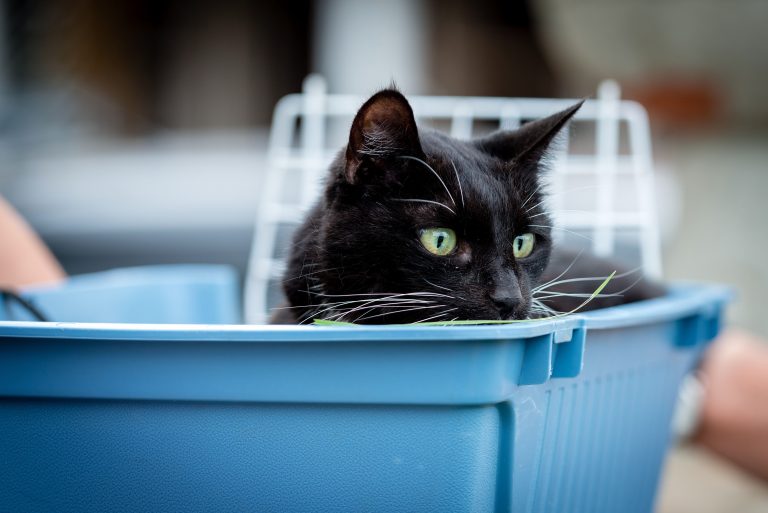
[
  {"left": 695, "top": 329, "right": 768, "bottom": 482},
  {"left": 0, "top": 195, "right": 65, "bottom": 289}
]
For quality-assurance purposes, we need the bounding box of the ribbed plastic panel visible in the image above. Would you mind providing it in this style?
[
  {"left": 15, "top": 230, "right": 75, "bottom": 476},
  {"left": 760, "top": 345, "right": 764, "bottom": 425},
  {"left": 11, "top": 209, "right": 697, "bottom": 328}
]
[{"left": 513, "top": 364, "right": 680, "bottom": 513}]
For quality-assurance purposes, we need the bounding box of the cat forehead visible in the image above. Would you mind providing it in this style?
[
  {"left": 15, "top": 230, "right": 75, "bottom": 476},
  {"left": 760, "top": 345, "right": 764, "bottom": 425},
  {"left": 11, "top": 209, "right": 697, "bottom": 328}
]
[
  {"left": 419, "top": 129, "right": 533, "bottom": 179},
  {"left": 418, "top": 131, "right": 536, "bottom": 203},
  {"left": 419, "top": 130, "right": 488, "bottom": 162}
]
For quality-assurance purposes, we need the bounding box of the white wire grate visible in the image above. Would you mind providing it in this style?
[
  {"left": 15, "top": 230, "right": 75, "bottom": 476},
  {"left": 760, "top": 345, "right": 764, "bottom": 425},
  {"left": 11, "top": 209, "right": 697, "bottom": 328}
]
[{"left": 244, "top": 75, "right": 662, "bottom": 323}]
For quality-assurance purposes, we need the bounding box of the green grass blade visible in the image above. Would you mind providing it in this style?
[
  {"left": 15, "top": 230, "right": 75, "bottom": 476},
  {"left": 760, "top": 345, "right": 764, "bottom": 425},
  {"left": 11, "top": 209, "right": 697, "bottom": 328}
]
[
  {"left": 590, "top": 270, "right": 616, "bottom": 299},
  {"left": 312, "top": 319, "right": 358, "bottom": 326}
]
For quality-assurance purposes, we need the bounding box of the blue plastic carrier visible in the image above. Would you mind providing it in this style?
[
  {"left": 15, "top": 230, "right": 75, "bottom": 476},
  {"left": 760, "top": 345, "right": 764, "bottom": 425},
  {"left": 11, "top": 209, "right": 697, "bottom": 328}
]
[
  {"left": 0, "top": 265, "right": 241, "bottom": 324},
  {"left": 0, "top": 265, "right": 729, "bottom": 513}
]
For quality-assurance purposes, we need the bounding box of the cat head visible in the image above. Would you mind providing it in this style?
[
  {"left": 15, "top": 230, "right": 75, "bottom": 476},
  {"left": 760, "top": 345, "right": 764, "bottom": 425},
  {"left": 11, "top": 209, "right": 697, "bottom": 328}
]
[{"left": 285, "top": 89, "right": 582, "bottom": 323}]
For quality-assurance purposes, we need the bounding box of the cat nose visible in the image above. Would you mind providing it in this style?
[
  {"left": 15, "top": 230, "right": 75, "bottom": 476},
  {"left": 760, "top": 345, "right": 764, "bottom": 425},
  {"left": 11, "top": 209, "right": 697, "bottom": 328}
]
[{"left": 490, "top": 286, "right": 522, "bottom": 318}]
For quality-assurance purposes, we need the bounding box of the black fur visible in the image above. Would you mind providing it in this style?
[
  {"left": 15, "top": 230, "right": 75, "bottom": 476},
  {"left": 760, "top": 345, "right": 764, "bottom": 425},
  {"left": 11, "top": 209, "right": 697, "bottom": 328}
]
[{"left": 271, "top": 89, "right": 663, "bottom": 324}]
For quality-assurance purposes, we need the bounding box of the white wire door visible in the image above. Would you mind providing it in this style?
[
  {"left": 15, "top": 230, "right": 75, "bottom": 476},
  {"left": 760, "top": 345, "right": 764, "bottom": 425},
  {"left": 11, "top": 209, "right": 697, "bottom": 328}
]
[{"left": 245, "top": 75, "right": 661, "bottom": 323}]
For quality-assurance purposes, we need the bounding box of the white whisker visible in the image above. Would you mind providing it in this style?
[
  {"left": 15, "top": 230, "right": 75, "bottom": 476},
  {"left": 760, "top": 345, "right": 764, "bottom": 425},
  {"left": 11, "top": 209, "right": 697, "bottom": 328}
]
[
  {"left": 450, "top": 159, "right": 465, "bottom": 208},
  {"left": 534, "top": 292, "right": 623, "bottom": 299},
  {"left": 399, "top": 155, "right": 457, "bottom": 207},
  {"left": 393, "top": 198, "right": 456, "bottom": 216},
  {"left": 424, "top": 278, "right": 454, "bottom": 292},
  {"left": 331, "top": 302, "right": 443, "bottom": 322},
  {"left": 533, "top": 250, "right": 585, "bottom": 291},
  {"left": 306, "top": 296, "right": 436, "bottom": 323},
  {"left": 525, "top": 198, "right": 549, "bottom": 214},
  {"left": 533, "top": 268, "right": 641, "bottom": 292},
  {"left": 528, "top": 224, "right": 594, "bottom": 242},
  {"left": 411, "top": 308, "right": 458, "bottom": 324},
  {"left": 288, "top": 266, "right": 342, "bottom": 280},
  {"left": 520, "top": 182, "right": 545, "bottom": 208},
  {"left": 306, "top": 291, "right": 454, "bottom": 299},
  {"left": 352, "top": 304, "right": 447, "bottom": 323}
]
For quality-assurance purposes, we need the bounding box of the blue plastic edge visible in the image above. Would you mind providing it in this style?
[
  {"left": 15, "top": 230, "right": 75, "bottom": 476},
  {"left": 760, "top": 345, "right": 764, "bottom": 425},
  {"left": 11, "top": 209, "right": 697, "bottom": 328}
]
[
  {"left": 0, "top": 283, "right": 731, "bottom": 405},
  {"left": 0, "top": 283, "right": 732, "bottom": 343}
]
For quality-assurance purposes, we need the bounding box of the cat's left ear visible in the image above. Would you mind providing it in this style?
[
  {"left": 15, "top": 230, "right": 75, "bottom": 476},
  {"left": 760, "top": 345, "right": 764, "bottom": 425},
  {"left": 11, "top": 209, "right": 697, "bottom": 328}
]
[
  {"left": 474, "top": 101, "right": 583, "bottom": 165},
  {"left": 344, "top": 89, "right": 424, "bottom": 184}
]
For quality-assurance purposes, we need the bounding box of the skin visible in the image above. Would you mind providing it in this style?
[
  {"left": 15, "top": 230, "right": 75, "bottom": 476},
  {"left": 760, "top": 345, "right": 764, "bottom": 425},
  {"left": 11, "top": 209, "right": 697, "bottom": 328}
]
[
  {"left": 695, "top": 329, "right": 768, "bottom": 482},
  {"left": 0, "top": 196, "right": 65, "bottom": 289}
]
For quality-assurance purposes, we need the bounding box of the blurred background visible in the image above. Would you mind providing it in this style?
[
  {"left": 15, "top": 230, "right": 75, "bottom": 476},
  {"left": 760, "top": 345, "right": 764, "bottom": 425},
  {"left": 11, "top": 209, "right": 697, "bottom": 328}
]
[{"left": 0, "top": 0, "right": 766, "bottom": 509}]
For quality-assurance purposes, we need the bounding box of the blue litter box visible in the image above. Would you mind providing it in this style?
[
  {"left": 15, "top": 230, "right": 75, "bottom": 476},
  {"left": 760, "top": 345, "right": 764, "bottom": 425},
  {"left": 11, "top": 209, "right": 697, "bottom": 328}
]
[
  {"left": 0, "top": 265, "right": 241, "bottom": 324},
  {"left": 0, "top": 265, "right": 729, "bottom": 513}
]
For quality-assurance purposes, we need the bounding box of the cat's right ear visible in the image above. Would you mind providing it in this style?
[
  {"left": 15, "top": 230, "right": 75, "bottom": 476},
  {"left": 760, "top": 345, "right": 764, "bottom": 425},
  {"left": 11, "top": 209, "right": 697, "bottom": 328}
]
[
  {"left": 345, "top": 89, "right": 424, "bottom": 184},
  {"left": 474, "top": 101, "right": 583, "bottom": 167}
]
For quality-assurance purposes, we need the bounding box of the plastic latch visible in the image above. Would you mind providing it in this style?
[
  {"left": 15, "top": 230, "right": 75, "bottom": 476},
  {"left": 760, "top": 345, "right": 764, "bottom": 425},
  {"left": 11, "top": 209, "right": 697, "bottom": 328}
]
[
  {"left": 704, "top": 312, "right": 722, "bottom": 342},
  {"left": 674, "top": 314, "right": 704, "bottom": 347},
  {"left": 553, "top": 328, "right": 573, "bottom": 344},
  {"left": 518, "top": 334, "right": 553, "bottom": 385},
  {"left": 552, "top": 327, "right": 586, "bottom": 379},
  {"left": 674, "top": 308, "right": 723, "bottom": 348},
  {"left": 702, "top": 306, "right": 723, "bottom": 342}
]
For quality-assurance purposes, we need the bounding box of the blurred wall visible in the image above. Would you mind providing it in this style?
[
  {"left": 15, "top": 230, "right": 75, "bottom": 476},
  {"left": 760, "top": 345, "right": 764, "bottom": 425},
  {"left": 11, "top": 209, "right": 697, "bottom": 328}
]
[
  {"left": 313, "top": 0, "right": 428, "bottom": 94},
  {"left": 6, "top": 0, "right": 311, "bottom": 134},
  {"left": 428, "top": 0, "right": 557, "bottom": 98},
  {"left": 535, "top": 0, "right": 768, "bottom": 125}
]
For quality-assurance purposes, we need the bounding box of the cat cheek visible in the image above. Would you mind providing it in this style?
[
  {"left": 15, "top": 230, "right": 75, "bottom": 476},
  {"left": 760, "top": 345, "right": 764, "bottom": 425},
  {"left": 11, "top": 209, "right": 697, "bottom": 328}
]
[
  {"left": 455, "top": 242, "right": 472, "bottom": 265},
  {"left": 526, "top": 256, "right": 550, "bottom": 278}
]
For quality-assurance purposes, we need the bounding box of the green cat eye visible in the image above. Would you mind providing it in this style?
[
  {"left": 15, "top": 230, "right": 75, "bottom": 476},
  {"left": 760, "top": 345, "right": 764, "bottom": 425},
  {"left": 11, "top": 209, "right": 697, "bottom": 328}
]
[
  {"left": 512, "top": 233, "right": 535, "bottom": 259},
  {"left": 419, "top": 228, "right": 457, "bottom": 256}
]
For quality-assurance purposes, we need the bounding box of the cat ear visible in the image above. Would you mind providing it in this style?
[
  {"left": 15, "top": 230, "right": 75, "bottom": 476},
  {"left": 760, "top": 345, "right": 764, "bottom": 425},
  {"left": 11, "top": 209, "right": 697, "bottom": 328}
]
[
  {"left": 475, "top": 101, "right": 583, "bottom": 165},
  {"left": 345, "top": 89, "right": 424, "bottom": 184}
]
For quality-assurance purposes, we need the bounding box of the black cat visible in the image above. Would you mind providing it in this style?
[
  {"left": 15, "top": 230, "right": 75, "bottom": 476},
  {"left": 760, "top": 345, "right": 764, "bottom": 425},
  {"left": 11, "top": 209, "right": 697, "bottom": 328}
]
[{"left": 271, "top": 89, "right": 663, "bottom": 324}]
